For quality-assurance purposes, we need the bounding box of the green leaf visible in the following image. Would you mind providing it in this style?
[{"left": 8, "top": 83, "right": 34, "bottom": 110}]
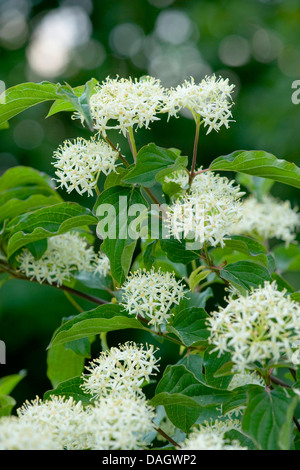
[
  {"left": 46, "top": 85, "right": 85, "bottom": 117},
  {"left": 142, "top": 240, "right": 157, "bottom": 270},
  {"left": 273, "top": 244, "right": 300, "bottom": 272},
  {"left": 0, "top": 194, "right": 61, "bottom": 225},
  {"left": 220, "top": 260, "right": 272, "bottom": 295},
  {"left": 134, "top": 240, "right": 188, "bottom": 278},
  {"left": 95, "top": 185, "right": 148, "bottom": 285},
  {"left": 242, "top": 386, "right": 299, "bottom": 450},
  {"left": 177, "top": 354, "right": 206, "bottom": 383},
  {"left": 0, "top": 395, "right": 16, "bottom": 417},
  {"left": 213, "top": 361, "right": 235, "bottom": 378},
  {"left": 0, "top": 186, "right": 57, "bottom": 207},
  {"left": 26, "top": 238, "right": 48, "bottom": 259},
  {"left": 47, "top": 343, "right": 86, "bottom": 388},
  {"left": 0, "top": 81, "right": 58, "bottom": 126},
  {"left": 151, "top": 364, "right": 230, "bottom": 432},
  {"left": 0, "top": 370, "right": 27, "bottom": 395},
  {"left": 222, "top": 385, "right": 250, "bottom": 416},
  {"left": 167, "top": 307, "right": 210, "bottom": 347},
  {"left": 174, "top": 288, "right": 213, "bottom": 310},
  {"left": 160, "top": 237, "right": 202, "bottom": 265},
  {"left": 44, "top": 376, "right": 92, "bottom": 404},
  {"left": 224, "top": 236, "right": 269, "bottom": 268},
  {"left": 203, "top": 347, "right": 233, "bottom": 390},
  {"left": 48, "top": 304, "right": 144, "bottom": 348},
  {"left": 271, "top": 272, "right": 295, "bottom": 293},
  {"left": 224, "top": 429, "right": 256, "bottom": 450},
  {"left": 290, "top": 292, "right": 300, "bottom": 303},
  {"left": 0, "top": 121, "right": 9, "bottom": 130},
  {"left": 64, "top": 337, "right": 93, "bottom": 357},
  {"left": 122, "top": 144, "right": 188, "bottom": 187},
  {"left": 0, "top": 166, "right": 55, "bottom": 192},
  {"left": 104, "top": 167, "right": 132, "bottom": 190},
  {"left": 162, "top": 181, "right": 184, "bottom": 198},
  {"left": 209, "top": 150, "right": 300, "bottom": 189},
  {"left": 5, "top": 202, "right": 97, "bottom": 258},
  {"left": 55, "top": 78, "right": 98, "bottom": 131},
  {"left": 188, "top": 266, "right": 210, "bottom": 292}
]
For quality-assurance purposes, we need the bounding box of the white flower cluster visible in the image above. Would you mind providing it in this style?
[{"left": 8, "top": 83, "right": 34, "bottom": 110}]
[
  {"left": 0, "top": 416, "right": 59, "bottom": 450},
  {"left": 17, "top": 232, "right": 110, "bottom": 286},
  {"left": 0, "top": 342, "right": 158, "bottom": 450},
  {"left": 121, "top": 268, "right": 186, "bottom": 330},
  {"left": 207, "top": 281, "right": 300, "bottom": 372},
  {"left": 163, "top": 75, "right": 235, "bottom": 133},
  {"left": 228, "top": 370, "right": 265, "bottom": 391},
  {"left": 164, "top": 169, "right": 189, "bottom": 190},
  {"left": 180, "top": 418, "right": 247, "bottom": 450},
  {"left": 83, "top": 394, "right": 155, "bottom": 450},
  {"left": 81, "top": 342, "right": 160, "bottom": 398},
  {"left": 17, "top": 395, "right": 87, "bottom": 450},
  {"left": 230, "top": 194, "right": 300, "bottom": 247},
  {"left": 76, "top": 75, "right": 235, "bottom": 137},
  {"left": 52, "top": 137, "right": 118, "bottom": 196},
  {"left": 89, "top": 75, "right": 166, "bottom": 137},
  {"left": 166, "top": 170, "right": 244, "bottom": 247},
  {"left": 0, "top": 394, "right": 154, "bottom": 450},
  {"left": 93, "top": 251, "right": 111, "bottom": 278}
]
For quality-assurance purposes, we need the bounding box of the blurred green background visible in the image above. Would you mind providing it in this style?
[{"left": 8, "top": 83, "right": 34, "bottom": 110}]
[{"left": 0, "top": 0, "right": 300, "bottom": 406}]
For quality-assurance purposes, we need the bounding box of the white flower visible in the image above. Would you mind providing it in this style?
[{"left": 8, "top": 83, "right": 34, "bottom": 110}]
[
  {"left": 83, "top": 393, "right": 155, "bottom": 450},
  {"left": 228, "top": 370, "right": 265, "bottom": 390},
  {"left": 0, "top": 416, "right": 60, "bottom": 450},
  {"left": 230, "top": 194, "right": 300, "bottom": 247},
  {"left": 180, "top": 418, "right": 247, "bottom": 450},
  {"left": 17, "top": 395, "right": 88, "bottom": 450},
  {"left": 93, "top": 252, "right": 111, "bottom": 278},
  {"left": 81, "top": 342, "right": 160, "bottom": 398},
  {"left": 207, "top": 281, "right": 300, "bottom": 372},
  {"left": 121, "top": 268, "right": 186, "bottom": 330},
  {"left": 164, "top": 169, "right": 189, "bottom": 190},
  {"left": 52, "top": 137, "right": 118, "bottom": 196},
  {"left": 88, "top": 76, "right": 166, "bottom": 137},
  {"left": 166, "top": 171, "right": 244, "bottom": 247},
  {"left": 13, "top": 392, "right": 155, "bottom": 450},
  {"left": 163, "top": 75, "right": 235, "bottom": 133},
  {"left": 17, "top": 232, "right": 109, "bottom": 286}
]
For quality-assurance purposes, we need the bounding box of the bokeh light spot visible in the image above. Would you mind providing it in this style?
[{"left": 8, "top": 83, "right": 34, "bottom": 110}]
[
  {"left": 219, "top": 35, "right": 251, "bottom": 67},
  {"left": 109, "top": 23, "right": 144, "bottom": 58},
  {"left": 155, "top": 10, "right": 193, "bottom": 45}
]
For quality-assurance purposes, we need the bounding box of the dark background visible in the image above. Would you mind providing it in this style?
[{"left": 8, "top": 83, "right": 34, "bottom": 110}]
[{"left": 0, "top": 0, "right": 300, "bottom": 406}]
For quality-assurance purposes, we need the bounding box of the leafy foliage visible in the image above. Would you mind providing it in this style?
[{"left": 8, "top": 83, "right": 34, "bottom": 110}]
[{"left": 0, "top": 73, "right": 299, "bottom": 451}]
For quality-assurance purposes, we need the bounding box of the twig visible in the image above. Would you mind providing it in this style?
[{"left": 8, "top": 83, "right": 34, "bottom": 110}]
[
  {"left": 104, "top": 135, "right": 130, "bottom": 167},
  {"left": 144, "top": 187, "right": 161, "bottom": 206},
  {"left": 189, "top": 117, "right": 201, "bottom": 183},
  {"left": 0, "top": 263, "right": 109, "bottom": 306},
  {"left": 154, "top": 426, "right": 181, "bottom": 448}
]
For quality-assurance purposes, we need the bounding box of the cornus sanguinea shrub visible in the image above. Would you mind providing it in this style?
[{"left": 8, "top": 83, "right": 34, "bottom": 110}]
[{"left": 0, "top": 75, "right": 299, "bottom": 451}]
